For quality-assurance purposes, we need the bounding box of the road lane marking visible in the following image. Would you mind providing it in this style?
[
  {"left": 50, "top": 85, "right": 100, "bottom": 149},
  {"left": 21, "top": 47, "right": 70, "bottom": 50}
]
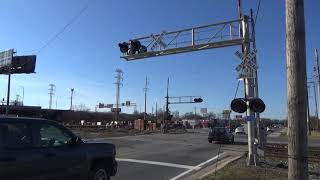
[
  {"left": 169, "top": 152, "right": 226, "bottom": 180},
  {"left": 116, "top": 158, "right": 200, "bottom": 170},
  {"left": 196, "top": 152, "right": 226, "bottom": 167}
]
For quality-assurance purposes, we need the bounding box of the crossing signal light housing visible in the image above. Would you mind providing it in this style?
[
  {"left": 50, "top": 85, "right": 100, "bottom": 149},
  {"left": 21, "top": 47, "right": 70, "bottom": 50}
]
[
  {"left": 194, "top": 98, "right": 203, "bottom": 103},
  {"left": 249, "top": 98, "right": 266, "bottom": 113},
  {"left": 129, "top": 40, "right": 141, "bottom": 55},
  {"left": 230, "top": 98, "right": 247, "bottom": 113},
  {"left": 118, "top": 42, "right": 129, "bottom": 53},
  {"left": 119, "top": 40, "right": 147, "bottom": 55},
  {"left": 230, "top": 98, "right": 266, "bottom": 113}
]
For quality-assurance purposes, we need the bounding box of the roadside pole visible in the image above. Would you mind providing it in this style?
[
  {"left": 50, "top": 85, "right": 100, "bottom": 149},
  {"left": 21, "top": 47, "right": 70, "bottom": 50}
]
[
  {"left": 316, "top": 48, "right": 320, "bottom": 129},
  {"left": 6, "top": 67, "right": 11, "bottom": 115},
  {"left": 250, "top": 8, "right": 265, "bottom": 149},
  {"left": 286, "top": 0, "right": 309, "bottom": 179},
  {"left": 242, "top": 15, "right": 257, "bottom": 166}
]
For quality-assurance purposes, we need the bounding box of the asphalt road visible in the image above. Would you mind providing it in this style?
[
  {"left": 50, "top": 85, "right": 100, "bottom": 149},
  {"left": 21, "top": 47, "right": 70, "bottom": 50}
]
[
  {"left": 87, "top": 128, "right": 319, "bottom": 180},
  {"left": 88, "top": 130, "right": 246, "bottom": 180}
]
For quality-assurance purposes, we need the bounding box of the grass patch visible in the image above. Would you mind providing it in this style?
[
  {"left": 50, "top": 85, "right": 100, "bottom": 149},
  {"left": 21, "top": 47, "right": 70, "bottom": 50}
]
[
  {"left": 202, "top": 158, "right": 287, "bottom": 180},
  {"left": 310, "top": 131, "right": 320, "bottom": 139},
  {"left": 279, "top": 127, "right": 287, "bottom": 137}
]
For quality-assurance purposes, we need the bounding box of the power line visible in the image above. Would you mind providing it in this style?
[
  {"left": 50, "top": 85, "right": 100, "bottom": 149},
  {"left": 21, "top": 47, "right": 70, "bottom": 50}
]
[
  {"left": 35, "top": 0, "right": 92, "bottom": 54},
  {"left": 254, "top": 0, "right": 262, "bottom": 24}
]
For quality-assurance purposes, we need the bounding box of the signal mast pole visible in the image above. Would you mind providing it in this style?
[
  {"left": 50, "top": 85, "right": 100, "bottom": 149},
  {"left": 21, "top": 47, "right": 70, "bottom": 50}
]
[
  {"left": 165, "top": 78, "right": 169, "bottom": 122},
  {"left": 143, "top": 76, "right": 149, "bottom": 121}
]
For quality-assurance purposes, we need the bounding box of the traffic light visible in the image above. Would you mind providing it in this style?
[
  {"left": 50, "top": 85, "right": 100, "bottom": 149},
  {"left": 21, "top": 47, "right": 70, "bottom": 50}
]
[
  {"left": 249, "top": 98, "right": 266, "bottom": 113},
  {"left": 118, "top": 42, "right": 129, "bottom": 53},
  {"left": 194, "top": 98, "right": 203, "bottom": 103},
  {"left": 230, "top": 98, "right": 247, "bottom": 113}
]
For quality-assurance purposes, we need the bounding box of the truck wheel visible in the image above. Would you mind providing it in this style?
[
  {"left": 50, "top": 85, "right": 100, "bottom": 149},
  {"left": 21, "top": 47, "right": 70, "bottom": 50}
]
[
  {"left": 89, "top": 163, "right": 110, "bottom": 180},
  {"left": 208, "top": 140, "right": 212, "bottom": 143}
]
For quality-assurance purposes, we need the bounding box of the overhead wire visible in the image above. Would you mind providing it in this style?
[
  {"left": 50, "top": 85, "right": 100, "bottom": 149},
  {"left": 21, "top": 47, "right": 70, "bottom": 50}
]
[
  {"left": 35, "top": 0, "right": 93, "bottom": 55},
  {"left": 254, "top": 0, "right": 262, "bottom": 26}
]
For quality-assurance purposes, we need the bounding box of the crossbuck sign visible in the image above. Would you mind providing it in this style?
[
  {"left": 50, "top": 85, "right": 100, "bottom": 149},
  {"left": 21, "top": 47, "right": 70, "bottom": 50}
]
[{"left": 235, "top": 48, "right": 257, "bottom": 79}]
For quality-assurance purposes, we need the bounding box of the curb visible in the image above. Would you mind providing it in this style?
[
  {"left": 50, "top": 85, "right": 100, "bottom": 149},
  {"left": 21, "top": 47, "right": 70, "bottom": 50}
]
[{"left": 182, "top": 153, "right": 244, "bottom": 180}]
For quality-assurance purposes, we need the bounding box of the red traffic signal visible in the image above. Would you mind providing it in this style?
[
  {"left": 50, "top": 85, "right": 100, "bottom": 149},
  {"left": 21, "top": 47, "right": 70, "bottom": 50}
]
[
  {"left": 230, "top": 98, "right": 247, "bottom": 113},
  {"left": 249, "top": 98, "right": 266, "bottom": 113}
]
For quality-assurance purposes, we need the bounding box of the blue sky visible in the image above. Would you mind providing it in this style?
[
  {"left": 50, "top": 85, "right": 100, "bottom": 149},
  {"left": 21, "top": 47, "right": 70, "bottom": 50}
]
[{"left": 0, "top": 0, "right": 319, "bottom": 119}]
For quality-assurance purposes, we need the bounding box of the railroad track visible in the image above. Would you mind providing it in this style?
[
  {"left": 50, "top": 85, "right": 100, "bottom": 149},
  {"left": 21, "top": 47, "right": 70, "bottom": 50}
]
[{"left": 264, "top": 143, "right": 320, "bottom": 162}]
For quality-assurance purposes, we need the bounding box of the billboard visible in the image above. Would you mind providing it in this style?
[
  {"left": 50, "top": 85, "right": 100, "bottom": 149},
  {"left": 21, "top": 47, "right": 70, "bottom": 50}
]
[
  {"left": 0, "top": 49, "right": 13, "bottom": 69},
  {"left": 200, "top": 108, "right": 207, "bottom": 114},
  {"left": 0, "top": 55, "right": 36, "bottom": 74}
]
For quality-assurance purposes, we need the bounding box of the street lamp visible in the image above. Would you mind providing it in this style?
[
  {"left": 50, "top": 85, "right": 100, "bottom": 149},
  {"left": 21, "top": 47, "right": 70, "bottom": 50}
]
[{"left": 19, "top": 86, "right": 24, "bottom": 105}]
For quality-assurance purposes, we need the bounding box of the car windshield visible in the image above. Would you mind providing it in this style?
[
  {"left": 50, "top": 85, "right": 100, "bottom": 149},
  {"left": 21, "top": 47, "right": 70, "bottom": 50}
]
[{"left": 1, "top": 1, "right": 319, "bottom": 180}]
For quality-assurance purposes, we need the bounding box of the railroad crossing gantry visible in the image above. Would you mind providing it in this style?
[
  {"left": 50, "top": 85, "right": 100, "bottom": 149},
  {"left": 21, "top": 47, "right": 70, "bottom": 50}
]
[
  {"left": 118, "top": 15, "right": 259, "bottom": 165},
  {"left": 119, "top": 18, "right": 247, "bottom": 61}
]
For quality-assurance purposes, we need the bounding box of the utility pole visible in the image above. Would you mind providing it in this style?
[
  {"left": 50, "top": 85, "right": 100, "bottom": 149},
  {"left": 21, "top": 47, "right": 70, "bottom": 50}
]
[
  {"left": 114, "top": 69, "right": 123, "bottom": 122},
  {"left": 308, "top": 80, "right": 318, "bottom": 130},
  {"left": 143, "top": 76, "right": 149, "bottom": 121},
  {"left": 313, "top": 82, "right": 319, "bottom": 120},
  {"left": 19, "top": 86, "right": 24, "bottom": 106},
  {"left": 155, "top": 103, "right": 158, "bottom": 120},
  {"left": 6, "top": 66, "right": 11, "bottom": 115},
  {"left": 56, "top": 97, "right": 58, "bottom": 109},
  {"left": 151, "top": 106, "right": 154, "bottom": 116},
  {"left": 70, "top": 88, "right": 74, "bottom": 110},
  {"left": 286, "top": 0, "right": 309, "bottom": 179},
  {"left": 307, "top": 84, "right": 311, "bottom": 135},
  {"left": 15, "top": 94, "right": 20, "bottom": 105},
  {"left": 48, "top": 84, "right": 55, "bottom": 109},
  {"left": 315, "top": 48, "right": 320, "bottom": 129},
  {"left": 165, "top": 78, "right": 169, "bottom": 122}
]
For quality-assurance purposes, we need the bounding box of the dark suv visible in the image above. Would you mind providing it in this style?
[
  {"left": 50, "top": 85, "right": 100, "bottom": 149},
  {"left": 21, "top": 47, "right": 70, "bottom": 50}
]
[{"left": 0, "top": 117, "right": 117, "bottom": 180}]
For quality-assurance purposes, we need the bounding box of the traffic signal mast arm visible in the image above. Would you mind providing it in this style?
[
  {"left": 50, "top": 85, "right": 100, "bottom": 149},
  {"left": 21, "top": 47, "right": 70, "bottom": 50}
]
[
  {"left": 168, "top": 96, "right": 203, "bottom": 104},
  {"left": 119, "top": 18, "right": 250, "bottom": 61}
]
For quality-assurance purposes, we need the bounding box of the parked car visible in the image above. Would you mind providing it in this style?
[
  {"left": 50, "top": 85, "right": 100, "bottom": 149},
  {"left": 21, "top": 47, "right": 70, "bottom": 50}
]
[
  {"left": 208, "top": 124, "right": 234, "bottom": 143},
  {"left": 0, "top": 117, "right": 117, "bottom": 180},
  {"left": 267, "top": 127, "right": 273, "bottom": 132},
  {"left": 235, "top": 126, "right": 246, "bottom": 135}
]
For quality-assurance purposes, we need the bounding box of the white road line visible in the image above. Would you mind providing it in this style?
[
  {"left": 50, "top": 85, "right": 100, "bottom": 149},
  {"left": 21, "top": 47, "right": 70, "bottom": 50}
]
[
  {"left": 196, "top": 152, "right": 226, "bottom": 167},
  {"left": 169, "top": 152, "right": 226, "bottom": 180},
  {"left": 116, "top": 158, "right": 200, "bottom": 170}
]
